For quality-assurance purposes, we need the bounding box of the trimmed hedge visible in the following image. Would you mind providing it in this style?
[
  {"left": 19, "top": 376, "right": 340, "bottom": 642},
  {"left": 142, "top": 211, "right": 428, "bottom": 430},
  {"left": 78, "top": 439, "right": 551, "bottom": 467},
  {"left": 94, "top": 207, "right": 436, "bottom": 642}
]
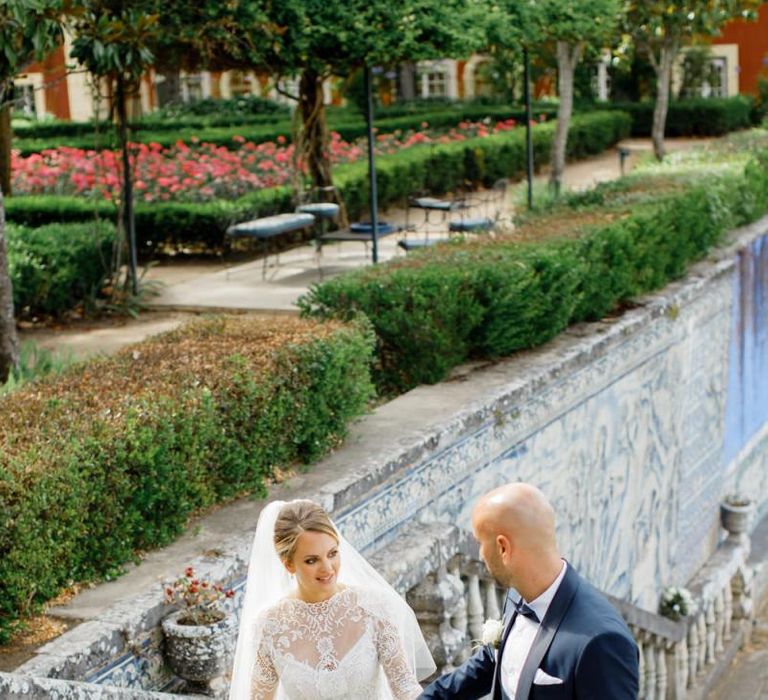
[
  {"left": 6, "top": 111, "right": 631, "bottom": 253},
  {"left": 0, "top": 315, "right": 375, "bottom": 643},
  {"left": 7, "top": 221, "right": 114, "bottom": 317},
  {"left": 299, "top": 150, "right": 768, "bottom": 394},
  {"left": 13, "top": 97, "right": 755, "bottom": 153},
  {"left": 608, "top": 96, "right": 756, "bottom": 137},
  {"left": 13, "top": 104, "right": 561, "bottom": 155},
  {"left": 12, "top": 96, "right": 290, "bottom": 140}
]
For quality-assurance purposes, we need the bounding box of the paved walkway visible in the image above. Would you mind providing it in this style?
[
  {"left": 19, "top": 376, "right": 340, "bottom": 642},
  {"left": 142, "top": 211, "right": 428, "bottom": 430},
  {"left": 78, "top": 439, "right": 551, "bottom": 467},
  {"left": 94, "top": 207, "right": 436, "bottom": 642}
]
[
  {"left": 708, "top": 603, "right": 768, "bottom": 698},
  {"left": 146, "top": 140, "right": 654, "bottom": 313}
]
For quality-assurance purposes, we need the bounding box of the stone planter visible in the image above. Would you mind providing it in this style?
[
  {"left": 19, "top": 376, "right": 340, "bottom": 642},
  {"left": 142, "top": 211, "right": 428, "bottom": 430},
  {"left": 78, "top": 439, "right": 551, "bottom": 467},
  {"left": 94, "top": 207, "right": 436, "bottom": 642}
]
[
  {"left": 161, "top": 609, "right": 236, "bottom": 694},
  {"left": 720, "top": 499, "right": 754, "bottom": 538}
]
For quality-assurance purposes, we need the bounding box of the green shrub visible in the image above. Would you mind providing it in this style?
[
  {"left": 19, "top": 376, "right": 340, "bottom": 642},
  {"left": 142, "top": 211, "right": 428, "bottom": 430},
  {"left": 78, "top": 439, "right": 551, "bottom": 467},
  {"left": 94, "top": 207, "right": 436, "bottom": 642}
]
[
  {"left": 7, "top": 221, "right": 114, "bottom": 316},
  {"left": 13, "top": 103, "right": 560, "bottom": 155},
  {"left": 0, "top": 315, "right": 374, "bottom": 643},
  {"left": 608, "top": 96, "right": 754, "bottom": 137},
  {"left": 7, "top": 111, "right": 631, "bottom": 253},
  {"left": 300, "top": 150, "right": 768, "bottom": 394},
  {"left": 11, "top": 97, "right": 289, "bottom": 141}
]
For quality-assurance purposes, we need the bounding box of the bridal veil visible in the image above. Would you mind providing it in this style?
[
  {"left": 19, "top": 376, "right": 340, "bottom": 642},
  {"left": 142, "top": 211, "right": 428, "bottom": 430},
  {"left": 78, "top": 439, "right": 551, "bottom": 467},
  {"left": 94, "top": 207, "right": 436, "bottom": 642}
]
[{"left": 228, "top": 500, "right": 436, "bottom": 699}]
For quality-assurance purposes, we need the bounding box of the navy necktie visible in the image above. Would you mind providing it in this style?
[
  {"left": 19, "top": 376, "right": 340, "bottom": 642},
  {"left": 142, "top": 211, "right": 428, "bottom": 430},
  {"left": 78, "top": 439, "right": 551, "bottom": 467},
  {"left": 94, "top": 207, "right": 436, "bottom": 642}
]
[{"left": 514, "top": 598, "right": 540, "bottom": 624}]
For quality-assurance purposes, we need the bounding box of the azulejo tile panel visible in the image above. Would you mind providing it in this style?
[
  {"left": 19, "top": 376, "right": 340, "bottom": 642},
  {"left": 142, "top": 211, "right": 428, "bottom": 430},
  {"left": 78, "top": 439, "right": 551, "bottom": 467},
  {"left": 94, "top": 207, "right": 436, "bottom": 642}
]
[{"left": 336, "top": 269, "right": 737, "bottom": 612}]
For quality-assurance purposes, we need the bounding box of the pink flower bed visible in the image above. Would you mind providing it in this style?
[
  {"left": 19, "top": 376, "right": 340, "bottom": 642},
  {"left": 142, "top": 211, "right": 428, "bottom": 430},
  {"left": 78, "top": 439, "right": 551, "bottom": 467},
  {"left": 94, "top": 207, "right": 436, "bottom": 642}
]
[{"left": 11, "top": 118, "right": 522, "bottom": 203}]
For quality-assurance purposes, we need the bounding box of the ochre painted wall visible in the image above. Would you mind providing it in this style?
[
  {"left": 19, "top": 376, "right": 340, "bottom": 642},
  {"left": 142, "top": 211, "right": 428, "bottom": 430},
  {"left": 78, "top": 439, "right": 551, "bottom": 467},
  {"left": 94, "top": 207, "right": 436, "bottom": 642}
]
[
  {"left": 25, "top": 45, "right": 70, "bottom": 120},
  {"left": 713, "top": 4, "right": 768, "bottom": 94}
]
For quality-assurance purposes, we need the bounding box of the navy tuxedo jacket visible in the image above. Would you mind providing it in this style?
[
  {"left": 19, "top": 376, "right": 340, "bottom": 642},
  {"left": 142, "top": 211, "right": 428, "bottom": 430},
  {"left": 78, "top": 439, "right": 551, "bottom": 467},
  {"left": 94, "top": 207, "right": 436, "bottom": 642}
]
[{"left": 420, "top": 565, "right": 639, "bottom": 700}]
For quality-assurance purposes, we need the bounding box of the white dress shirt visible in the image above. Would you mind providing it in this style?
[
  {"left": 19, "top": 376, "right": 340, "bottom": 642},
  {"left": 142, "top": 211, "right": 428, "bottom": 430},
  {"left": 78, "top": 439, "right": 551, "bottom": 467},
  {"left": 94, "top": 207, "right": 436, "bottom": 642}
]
[{"left": 500, "top": 561, "right": 567, "bottom": 699}]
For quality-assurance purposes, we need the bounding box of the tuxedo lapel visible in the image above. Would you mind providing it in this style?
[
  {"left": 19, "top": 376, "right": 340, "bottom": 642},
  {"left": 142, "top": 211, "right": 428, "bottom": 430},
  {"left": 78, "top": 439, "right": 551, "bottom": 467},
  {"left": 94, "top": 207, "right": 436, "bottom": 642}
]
[
  {"left": 514, "top": 566, "right": 581, "bottom": 700},
  {"left": 491, "top": 592, "right": 517, "bottom": 700}
]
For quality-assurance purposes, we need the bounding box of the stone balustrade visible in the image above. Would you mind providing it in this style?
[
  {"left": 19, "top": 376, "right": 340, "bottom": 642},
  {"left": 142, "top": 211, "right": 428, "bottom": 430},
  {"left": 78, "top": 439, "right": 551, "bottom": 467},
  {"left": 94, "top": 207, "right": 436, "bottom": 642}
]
[{"left": 377, "top": 522, "right": 756, "bottom": 700}]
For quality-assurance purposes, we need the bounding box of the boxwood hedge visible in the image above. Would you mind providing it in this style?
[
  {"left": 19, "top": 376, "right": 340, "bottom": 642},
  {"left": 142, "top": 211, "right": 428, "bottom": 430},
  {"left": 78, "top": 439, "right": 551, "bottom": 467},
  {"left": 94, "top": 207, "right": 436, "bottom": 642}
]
[
  {"left": 299, "top": 149, "right": 768, "bottom": 394},
  {"left": 0, "top": 315, "right": 375, "bottom": 643},
  {"left": 13, "top": 103, "right": 560, "bottom": 154},
  {"left": 7, "top": 220, "right": 114, "bottom": 317},
  {"left": 608, "top": 96, "right": 756, "bottom": 137}
]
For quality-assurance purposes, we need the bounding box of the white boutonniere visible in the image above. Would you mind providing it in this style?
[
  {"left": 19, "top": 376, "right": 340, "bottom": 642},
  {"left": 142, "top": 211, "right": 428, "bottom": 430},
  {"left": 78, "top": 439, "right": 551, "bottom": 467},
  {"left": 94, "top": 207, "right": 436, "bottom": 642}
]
[{"left": 479, "top": 618, "right": 504, "bottom": 649}]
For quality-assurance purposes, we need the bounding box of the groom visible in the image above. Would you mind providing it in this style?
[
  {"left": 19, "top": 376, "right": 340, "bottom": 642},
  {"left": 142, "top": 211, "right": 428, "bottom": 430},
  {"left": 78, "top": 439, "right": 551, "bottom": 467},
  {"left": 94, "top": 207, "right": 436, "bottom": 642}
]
[{"left": 420, "top": 483, "right": 639, "bottom": 699}]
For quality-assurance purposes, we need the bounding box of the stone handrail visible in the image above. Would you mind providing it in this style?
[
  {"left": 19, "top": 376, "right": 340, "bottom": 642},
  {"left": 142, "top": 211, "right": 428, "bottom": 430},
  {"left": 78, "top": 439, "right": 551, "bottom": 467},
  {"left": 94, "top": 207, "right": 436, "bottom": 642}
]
[{"left": 0, "top": 672, "right": 200, "bottom": 699}]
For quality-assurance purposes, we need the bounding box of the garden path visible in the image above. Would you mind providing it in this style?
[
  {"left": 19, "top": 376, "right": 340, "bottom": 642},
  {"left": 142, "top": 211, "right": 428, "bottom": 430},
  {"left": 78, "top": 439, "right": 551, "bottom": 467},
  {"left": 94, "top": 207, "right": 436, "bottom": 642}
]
[{"left": 18, "top": 137, "right": 707, "bottom": 361}]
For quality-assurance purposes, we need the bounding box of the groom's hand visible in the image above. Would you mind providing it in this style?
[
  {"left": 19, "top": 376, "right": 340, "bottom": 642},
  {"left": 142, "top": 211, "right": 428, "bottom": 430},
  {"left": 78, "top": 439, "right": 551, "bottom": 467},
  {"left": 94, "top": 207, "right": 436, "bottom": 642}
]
[{"left": 419, "top": 646, "right": 495, "bottom": 699}]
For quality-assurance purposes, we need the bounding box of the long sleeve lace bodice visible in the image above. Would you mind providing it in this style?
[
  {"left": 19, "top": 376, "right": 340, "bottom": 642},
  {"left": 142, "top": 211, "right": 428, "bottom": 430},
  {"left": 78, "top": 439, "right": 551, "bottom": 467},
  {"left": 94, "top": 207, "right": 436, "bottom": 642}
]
[{"left": 249, "top": 587, "right": 423, "bottom": 700}]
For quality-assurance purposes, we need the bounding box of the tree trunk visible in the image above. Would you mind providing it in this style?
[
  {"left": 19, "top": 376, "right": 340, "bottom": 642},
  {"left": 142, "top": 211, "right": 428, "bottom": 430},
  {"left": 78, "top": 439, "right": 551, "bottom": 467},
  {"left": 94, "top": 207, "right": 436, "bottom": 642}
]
[
  {"left": 298, "top": 68, "right": 333, "bottom": 191},
  {"left": 549, "top": 41, "right": 582, "bottom": 195},
  {"left": 116, "top": 76, "right": 138, "bottom": 296},
  {"left": 651, "top": 42, "right": 677, "bottom": 162},
  {"left": 399, "top": 62, "right": 417, "bottom": 101},
  {"left": 0, "top": 103, "right": 12, "bottom": 197},
  {"left": 0, "top": 188, "right": 19, "bottom": 384},
  {"left": 156, "top": 69, "right": 182, "bottom": 108}
]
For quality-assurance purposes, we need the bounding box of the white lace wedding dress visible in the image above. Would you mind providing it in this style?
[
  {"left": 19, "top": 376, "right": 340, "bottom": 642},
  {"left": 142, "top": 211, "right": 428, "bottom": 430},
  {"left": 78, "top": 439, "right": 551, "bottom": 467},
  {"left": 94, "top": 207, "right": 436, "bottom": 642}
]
[{"left": 249, "top": 587, "right": 423, "bottom": 700}]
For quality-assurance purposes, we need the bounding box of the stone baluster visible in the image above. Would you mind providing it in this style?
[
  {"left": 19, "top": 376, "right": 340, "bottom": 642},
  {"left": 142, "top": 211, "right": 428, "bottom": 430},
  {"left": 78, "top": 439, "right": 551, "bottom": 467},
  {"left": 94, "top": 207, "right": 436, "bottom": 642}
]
[
  {"left": 633, "top": 627, "right": 646, "bottom": 699},
  {"left": 666, "top": 635, "right": 689, "bottom": 699},
  {"left": 448, "top": 560, "right": 468, "bottom": 637},
  {"left": 407, "top": 565, "right": 467, "bottom": 675},
  {"left": 643, "top": 633, "right": 657, "bottom": 700},
  {"left": 723, "top": 581, "right": 733, "bottom": 642},
  {"left": 704, "top": 599, "right": 716, "bottom": 665},
  {"left": 655, "top": 638, "right": 667, "bottom": 700},
  {"left": 687, "top": 615, "right": 699, "bottom": 683},
  {"left": 483, "top": 578, "right": 501, "bottom": 621},
  {"left": 696, "top": 612, "right": 707, "bottom": 672},
  {"left": 731, "top": 568, "right": 753, "bottom": 621},
  {"left": 465, "top": 564, "right": 485, "bottom": 643},
  {"left": 714, "top": 589, "right": 725, "bottom": 654},
  {"left": 449, "top": 559, "right": 470, "bottom": 664}
]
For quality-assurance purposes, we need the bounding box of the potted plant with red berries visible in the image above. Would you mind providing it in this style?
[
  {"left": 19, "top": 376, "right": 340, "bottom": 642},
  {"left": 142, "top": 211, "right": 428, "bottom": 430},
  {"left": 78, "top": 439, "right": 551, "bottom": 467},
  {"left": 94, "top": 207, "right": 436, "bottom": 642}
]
[{"left": 161, "top": 566, "right": 236, "bottom": 694}]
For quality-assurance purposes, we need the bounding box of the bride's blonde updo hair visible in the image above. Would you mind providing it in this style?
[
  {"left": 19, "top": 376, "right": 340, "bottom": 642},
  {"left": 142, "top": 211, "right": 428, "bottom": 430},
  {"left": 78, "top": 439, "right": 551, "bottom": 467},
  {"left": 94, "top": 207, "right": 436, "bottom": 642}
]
[{"left": 274, "top": 500, "right": 339, "bottom": 563}]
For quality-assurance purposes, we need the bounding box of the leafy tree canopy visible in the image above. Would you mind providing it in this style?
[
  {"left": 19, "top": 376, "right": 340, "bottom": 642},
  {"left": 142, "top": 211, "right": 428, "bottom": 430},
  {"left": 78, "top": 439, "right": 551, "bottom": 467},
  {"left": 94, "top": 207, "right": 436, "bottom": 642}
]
[
  {"left": 255, "top": 0, "right": 489, "bottom": 80},
  {"left": 624, "top": 0, "right": 761, "bottom": 53},
  {"left": 0, "top": 0, "right": 66, "bottom": 91}
]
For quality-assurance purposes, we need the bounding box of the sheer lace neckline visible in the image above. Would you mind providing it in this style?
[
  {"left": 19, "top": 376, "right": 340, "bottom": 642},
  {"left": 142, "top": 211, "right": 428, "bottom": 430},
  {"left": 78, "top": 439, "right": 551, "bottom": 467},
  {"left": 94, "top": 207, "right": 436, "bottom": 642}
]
[{"left": 285, "top": 585, "right": 353, "bottom": 608}]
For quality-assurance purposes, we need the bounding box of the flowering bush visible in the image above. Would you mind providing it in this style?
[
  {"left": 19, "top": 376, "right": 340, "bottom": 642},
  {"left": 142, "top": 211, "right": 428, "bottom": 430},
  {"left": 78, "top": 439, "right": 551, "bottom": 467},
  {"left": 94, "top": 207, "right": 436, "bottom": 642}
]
[
  {"left": 11, "top": 119, "right": 522, "bottom": 205},
  {"left": 659, "top": 586, "right": 696, "bottom": 621},
  {"left": 164, "top": 566, "right": 235, "bottom": 626}
]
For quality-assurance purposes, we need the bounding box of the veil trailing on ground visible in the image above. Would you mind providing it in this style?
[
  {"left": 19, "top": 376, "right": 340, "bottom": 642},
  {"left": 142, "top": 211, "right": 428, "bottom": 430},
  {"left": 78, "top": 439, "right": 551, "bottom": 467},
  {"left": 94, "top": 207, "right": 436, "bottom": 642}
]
[{"left": 228, "top": 499, "right": 435, "bottom": 700}]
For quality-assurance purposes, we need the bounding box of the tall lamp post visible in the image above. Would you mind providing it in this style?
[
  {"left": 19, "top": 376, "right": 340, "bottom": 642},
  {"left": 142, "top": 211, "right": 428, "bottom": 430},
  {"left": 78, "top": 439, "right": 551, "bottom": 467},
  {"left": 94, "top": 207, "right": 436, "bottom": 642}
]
[
  {"left": 364, "top": 65, "right": 380, "bottom": 263},
  {"left": 523, "top": 47, "right": 534, "bottom": 210}
]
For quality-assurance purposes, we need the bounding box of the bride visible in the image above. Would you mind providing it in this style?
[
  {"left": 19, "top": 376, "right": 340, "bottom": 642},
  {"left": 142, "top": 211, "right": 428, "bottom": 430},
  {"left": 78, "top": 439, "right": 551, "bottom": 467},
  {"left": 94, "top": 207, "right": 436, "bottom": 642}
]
[{"left": 229, "top": 499, "right": 436, "bottom": 699}]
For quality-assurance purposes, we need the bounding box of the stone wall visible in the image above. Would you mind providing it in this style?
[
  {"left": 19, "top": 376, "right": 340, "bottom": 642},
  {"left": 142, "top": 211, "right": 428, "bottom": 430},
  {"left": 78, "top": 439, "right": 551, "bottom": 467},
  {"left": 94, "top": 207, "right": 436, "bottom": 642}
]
[{"left": 328, "top": 219, "right": 768, "bottom": 610}]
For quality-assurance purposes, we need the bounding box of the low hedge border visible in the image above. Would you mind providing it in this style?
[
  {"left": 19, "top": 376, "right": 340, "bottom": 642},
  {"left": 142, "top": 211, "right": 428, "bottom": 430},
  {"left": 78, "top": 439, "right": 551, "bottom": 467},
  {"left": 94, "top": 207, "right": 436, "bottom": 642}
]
[
  {"left": 0, "top": 314, "right": 375, "bottom": 643},
  {"left": 8, "top": 220, "right": 114, "bottom": 317},
  {"left": 14, "top": 96, "right": 753, "bottom": 155},
  {"left": 13, "top": 104, "right": 560, "bottom": 155},
  {"left": 6, "top": 111, "right": 631, "bottom": 254},
  {"left": 607, "top": 96, "right": 756, "bottom": 137},
  {"left": 298, "top": 149, "right": 768, "bottom": 394}
]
